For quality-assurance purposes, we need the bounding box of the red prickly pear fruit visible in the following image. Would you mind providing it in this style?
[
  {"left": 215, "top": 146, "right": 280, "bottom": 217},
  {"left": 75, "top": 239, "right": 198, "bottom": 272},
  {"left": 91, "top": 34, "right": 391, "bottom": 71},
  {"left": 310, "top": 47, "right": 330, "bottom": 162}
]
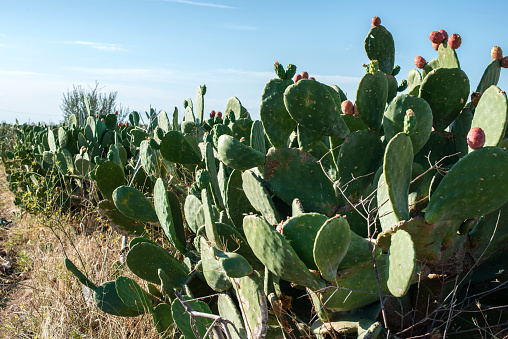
[
  {"left": 432, "top": 43, "right": 440, "bottom": 51},
  {"left": 217, "top": 112, "right": 223, "bottom": 119},
  {"left": 491, "top": 46, "right": 503, "bottom": 60},
  {"left": 429, "top": 31, "right": 444, "bottom": 44},
  {"left": 439, "top": 29, "right": 448, "bottom": 40},
  {"left": 125, "top": 122, "right": 130, "bottom": 127},
  {"left": 414, "top": 56, "right": 427, "bottom": 69},
  {"left": 276, "top": 223, "right": 283, "bottom": 234},
  {"left": 114, "top": 110, "right": 118, "bottom": 116},
  {"left": 210, "top": 110, "right": 216, "bottom": 118},
  {"left": 448, "top": 34, "right": 462, "bottom": 49},
  {"left": 341, "top": 100, "right": 354, "bottom": 116},
  {"left": 467, "top": 127, "right": 486, "bottom": 149},
  {"left": 309, "top": 77, "right": 316, "bottom": 81},
  {"left": 353, "top": 103, "right": 359, "bottom": 116},
  {"left": 95, "top": 114, "right": 99, "bottom": 118},
  {"left": 293, "top": 73, "right": 302, "bottom": 83},
  {"left": 501, "top": 56, "right": 508, "bottom": 68},
  {"left": 371, "top": 16, "right": 381, "bottom": 27},
  {"left": 101, "top": 118, "right": 105, "bottom": 122},
  {"left": 117, "top": 122, "right": 123, "bottom": 127},
  {"left": 301, "top": 71, "right": 309, "bottom": 79},
  {"left": 471, "top": 92, "right": 482, "bottom": 107}
]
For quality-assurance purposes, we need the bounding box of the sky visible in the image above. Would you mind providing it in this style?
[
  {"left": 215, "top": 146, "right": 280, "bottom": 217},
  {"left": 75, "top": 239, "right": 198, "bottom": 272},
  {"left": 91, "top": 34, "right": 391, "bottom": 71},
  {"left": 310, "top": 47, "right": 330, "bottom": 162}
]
[{"left": 1, "top": 0, "right": 508, "bottom": 124}]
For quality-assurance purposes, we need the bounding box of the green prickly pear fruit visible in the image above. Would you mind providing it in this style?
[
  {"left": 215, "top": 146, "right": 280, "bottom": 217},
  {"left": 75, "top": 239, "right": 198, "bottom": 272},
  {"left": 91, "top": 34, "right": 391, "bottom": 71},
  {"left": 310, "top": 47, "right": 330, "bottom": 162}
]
[
  {"left": 274, "top": 61, "right": 286, "bottom": 79},
  {"left": 107, "top": 150, "right": 114, "bottom": 161},
  {"left": 439, "top": 29, "right": 448, "bottom": 40},
  {"left": 213, "top": 115, "right": 222, "bottom": 124},
  {"left": 341, "top": 100, "right": 354, "bottom": 116},
  {"left": 404, "top": 109, "right": 417, "bottom": 136},
  {"left": 467, "top": 127, "right": 486, "bottom": 149},
  {"left": 429, "top": 31, "right": 444, "bottom": 44},
  {"left": 392, "top": 65, "right": 401, "bottom": 76},
  {"left": 149, "top": 138, "right": 160, "bottom": 150},
  {"left": 155, "top": 127, "right": 164, "bottom": 140},
  {"left": 371, "top": 16, "right": 381, "bottom": 27},
  {"left": 491, "top": 46, "right": 503, "bottom": 60},
  {"left": 201, "top": 84, "right": 207, "bottom": 95},
  {"left": 448, "top": 33, "right": 462, "bottom": 49},
  {"left": 501, "top": 56, "right": 508, "bottom": 68},
  {"left": 183, "top": 99, "right": 188, "bottom": 109},
  {"left": 414, "top": 56, "right": 427, "bottom": 69},
  {"left": 471, "top": 92, "right": 482, "bottom": 107},
  {"left": 196, "top": 169, "right": 211, "bottom": 189}
]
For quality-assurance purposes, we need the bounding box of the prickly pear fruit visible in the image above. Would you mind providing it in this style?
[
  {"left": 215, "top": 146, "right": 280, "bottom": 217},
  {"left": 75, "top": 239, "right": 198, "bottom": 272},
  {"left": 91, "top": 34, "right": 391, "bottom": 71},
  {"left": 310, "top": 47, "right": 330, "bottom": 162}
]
[
  {"left": 309, "top": 77, "right": 316, "bottom": 81},
  {"left": 404, "top": 109, "right": 417, "bottom": 136},
  {"left": 429, "top": 31, "right": 444, "bottom": 44},
  {"left": 301, "top": 71, "right": 309, "bottom": 79},
  {"left": 502, "top": 56, "right": 508, "bottom": 68},
  {"left": 341, "top": 100, "right": 354, "bottom": 116},
  {"left": 217, "top": 112, "right": 223, "bottom": 119},
  {"left": 471, "top": 92, "right": 482, "bottom": 107},
  {"left": 467, "top": 127, "right": 486, "bottom": 149},
  {"left": 293, "top": 74, "right": 302, "bottom": 83},
  {"left": 210, "top": 110, "right": 216, "bottom": 118},
  {"left": 432, "top": 43, "right": 440, "bottom": 51},
  {"left": 448, "top": 34, "right": 462, "bottom": 49},
  {"left": 371, "top": 16, "right": 381, "bottom": 27},
  {"left": 114, "top": 110, "right": 118, "bottom": 116},
  {"left": 491, "top": 46, "right": 503, "bottom": 60},
  {"left": 439, "top": 29, "right": 448, "bottom": 40},
  {"left": 125, "top": 122, "right": 130, "bottom": 127},
  {"left": 274, "top": 61, "right": 285, "bottom": 79},
  {"left": 414, "top": 56, "right": 427, "bottom": 69}
]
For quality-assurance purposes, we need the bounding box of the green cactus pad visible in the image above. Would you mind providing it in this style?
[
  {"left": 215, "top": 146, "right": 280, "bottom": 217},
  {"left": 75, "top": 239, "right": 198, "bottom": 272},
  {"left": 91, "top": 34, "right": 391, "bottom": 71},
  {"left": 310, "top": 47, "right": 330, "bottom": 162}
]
[
  {"left": 140, "top": 140, "right": 162, "bottom": 178},
  {"left": 204, "top": 141, "right": 224, "bottom": 208},
  {"left": 231, "top": 118, "right": 253, "bottom": 144},
  {"left": 171, "top": 295, "right": 213, "bottom": 339},
  {"left": 386, "top": 75, "right": 398, "bottom": 103},
  {"left": 355, "top": 70, "right": 388, "bottom": 133},
  {"left": 94, "top": 281, "right": 142, "bottom": 317},
  {"left": 115, "top": 276, "right": 153, "bottom": 313},
  {"left": 98, "top": 200, "right": 145, "bottom": 236},
  {"left": 284, "top": 79, "right": 350, "bottom": 139},
  {"left": 383, "top": 94, "right": 433, "bottom": 154},
  {"left": 126, "top": 242, "right": 189, "bottom": 286},
  {"left": 309, "top": 141, "right": 338, "bottom": 182},
  {"left": 250, "top": 120, "right": 266, "bottom": 154},
  {"left": 230, "top": 271, "right": 268, "bottom": 339},
  {"left": 184, "top": 194, "right": 203, "bottom": 233},
  {"left": 364, "top": 25, "right": 395, "bottom": 74},
  {"left": 158, "top": 111, "right": 171, "bottom": 132},
  {"left": 243, "top": 215, "right": 325, "bottom": 290},
  {"left": 74, "top": 156, "right": 91, "bottom": 177},
  {"left": 219, "top": 252, "right": 253, "bottom": 278},
  {"left": 104, "top": 113, "right": 117, "bottom": 130},
  {"left": 225, "top": 169, "right": 256, "bottom": 230},
  {"left": 470, "top": 85, "right": 508, "bottom": 150},
  {"left": 152, "top": 303, "right": 174, "bottom": 339},
  {"left": 419, "top": 68, "right": 470, "bottom": 131},
  {"left": 339, "top": 231, "right": 380, "bottom": 269},
  {"left": 314, "top": 215, "right": 351, "bottom": 282},
  {"left": 386, "top": 230, "right": 416, "bottom": 297},
  {"left": 225, "top": 96, "right": 249, "bottom": 119},
  {"left": 217, "top": 134, "right": 265, "bottom": 171},
  {"left": 407, "top": 69, "right": 422, "bottom": 96},
  {"left": 260, "top": 78, "right": 297, "bottom": 148},
  {"left": 215, "top": 222, "right": 263, "bottom": 271},
  {"left": 264, "top": 147, "right": 338, "bottom": 217},
  {"left": 437, "top": 40, "right": 460, "bottom": 69},
  {"left": 95, "top": 161, "right": 126, "bottom": 201},
  {"left": 378, "top": 133, "right": 413, "bottom": 231},
  {"left": 242, "top": 170, "right": 280, "bottom": 225},
  {"left": 201, "top": 188, "right": 219, "bottom": 245},
  {"left": 64, "top": 258, "right": 97, "bottom": 291},
  {"left": 281, "top": 213, "right": 328, "bottom": 270},
  {"left": 199, "top": 237, "right": 232, "bottom": 292},
  {"left": 414, "top": 131, "right": 458, "bottom": 170},
  {"left": 112, "top": 186, "right": 158, "bottom": 223},
  {"left": 477, "top": 59, "right": 501, "bottom": 94},
  {"left": 154, "top": 178, "right": 186, "bottom": 253},
  {"left": 451, "top": 105, "right": 474, "bottom": 157},
  {"left": 425, "top": 146, "right": 508, "bottom": 224},
  {"left": 338, "top": 130, "right": 384, "bottom": 202},
  {"left": 218, "top": 293, "right": 247, "bottom": 339},
  {"left": 130, "top": 128, "right": 149, "bottom": 147},
  {"left": 159, "top": 131, "right": 201, "bottom": 165},
  {"left": 297, "top": 124, "right": 323, "bottom": 151},
  {"left": 58, "top": 127, "right": 68, "bottom": 148}
]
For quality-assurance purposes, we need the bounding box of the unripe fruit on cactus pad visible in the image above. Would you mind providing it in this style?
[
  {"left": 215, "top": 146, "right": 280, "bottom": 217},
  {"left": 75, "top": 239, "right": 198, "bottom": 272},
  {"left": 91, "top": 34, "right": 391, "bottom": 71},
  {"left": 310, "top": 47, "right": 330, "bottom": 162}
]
[
  {"left": 414, "top": 56, "right": 427, "bottom": 69},
  {"left": 293, "top": 73, "right": 302, "bottom": 83},
  {"left": 491, "top": 46, "right": 503, "bottom": 60},
  {"left": 341, "top": 100, "right": 354, "bottom": 116},
  {"left": 429, "top": 31, "right": 444, "bottom": 44},
  {"left": 448, "top": 34, "right": 462, "bottom": 49},
  {"left": 301, "top": 71, "right": 309, "bottom": 79},
  {"left": 467, "top": 127, "right": 486, "bottom": 149},
  {"left": 439, "top": 29, "right": 448, "bottom": 40},
  {"left": 502, "top": 56, "right": 508, "bottom": 68},
  {"left": 371, "top": 16, "right": 381, "bottom": 27},
  {"left": 404, "top": 109, "right": 417, "bottom": 135}
]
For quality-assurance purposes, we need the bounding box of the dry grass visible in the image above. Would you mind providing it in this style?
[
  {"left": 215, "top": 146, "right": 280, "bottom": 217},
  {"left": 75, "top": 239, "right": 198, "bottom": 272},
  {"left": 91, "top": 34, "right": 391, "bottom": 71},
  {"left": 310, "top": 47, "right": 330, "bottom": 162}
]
[{"left": 0, "top": 212, "right": 164, "bottom": 339}]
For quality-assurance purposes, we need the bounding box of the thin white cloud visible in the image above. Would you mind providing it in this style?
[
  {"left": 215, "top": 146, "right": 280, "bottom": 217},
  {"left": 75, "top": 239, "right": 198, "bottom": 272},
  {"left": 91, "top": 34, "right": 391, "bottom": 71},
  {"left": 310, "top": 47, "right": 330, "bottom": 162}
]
[
  {"left": 164, "top": 0, "right": 235, "bottom": 9},
  {"left": 212, "top": 68, "right": 273, "bottom": 79},
  {"left": 62, "top": 41, "right": 125, "bottom": 51},
  {"left": 0, "top": 70, "right": 62, "bottom": 78},
  {"left": 214, "top": 23, "right": 257, "bottom": 31}
]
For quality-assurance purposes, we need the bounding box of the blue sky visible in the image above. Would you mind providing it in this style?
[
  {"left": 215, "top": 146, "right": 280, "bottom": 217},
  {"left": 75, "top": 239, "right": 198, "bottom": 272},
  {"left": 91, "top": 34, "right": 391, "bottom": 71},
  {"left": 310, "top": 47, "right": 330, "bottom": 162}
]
[{"left": 1, "top": 0, "right": 507, "bottom": 124}]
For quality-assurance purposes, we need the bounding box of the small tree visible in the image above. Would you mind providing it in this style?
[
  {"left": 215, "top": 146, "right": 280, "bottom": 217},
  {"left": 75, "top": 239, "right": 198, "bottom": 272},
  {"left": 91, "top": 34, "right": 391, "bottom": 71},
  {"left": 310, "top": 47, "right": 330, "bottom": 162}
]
[{"left": 60, "top": 82, "right": 129, "bottom": 127}]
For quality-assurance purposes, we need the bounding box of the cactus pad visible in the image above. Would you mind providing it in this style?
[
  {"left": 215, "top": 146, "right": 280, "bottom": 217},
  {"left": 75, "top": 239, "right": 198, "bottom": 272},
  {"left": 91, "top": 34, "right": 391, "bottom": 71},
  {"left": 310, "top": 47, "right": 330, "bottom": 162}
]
[{"left": 386, "top": 230, "right": 416, "bottom": 297}]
